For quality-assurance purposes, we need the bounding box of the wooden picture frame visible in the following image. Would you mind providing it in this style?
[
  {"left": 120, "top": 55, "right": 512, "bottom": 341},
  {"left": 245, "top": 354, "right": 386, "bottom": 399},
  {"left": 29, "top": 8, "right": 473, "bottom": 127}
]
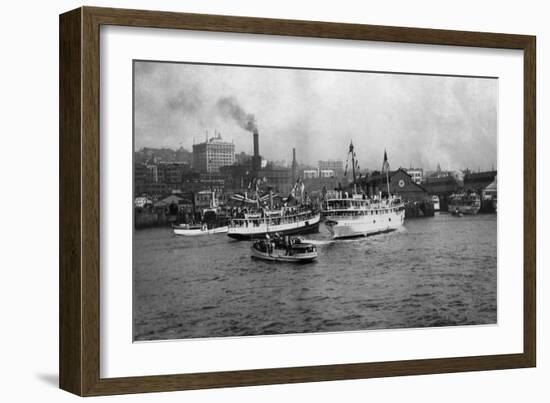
[{"left": 59, "top": 6, "right": 536, "bottom": 396}]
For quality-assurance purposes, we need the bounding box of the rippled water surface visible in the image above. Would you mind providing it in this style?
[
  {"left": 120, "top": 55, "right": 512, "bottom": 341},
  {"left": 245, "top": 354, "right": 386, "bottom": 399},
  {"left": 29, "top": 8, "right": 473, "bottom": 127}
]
[{"left": 133, "top": 213, "right": 497, "bottom": 341}]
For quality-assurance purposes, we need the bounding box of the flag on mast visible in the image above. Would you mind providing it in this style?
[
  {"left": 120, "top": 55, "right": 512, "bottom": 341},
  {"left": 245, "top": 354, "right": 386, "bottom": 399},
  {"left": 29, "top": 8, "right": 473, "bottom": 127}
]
[
  {"left": 382, "top": 149, "right": 391, "bottom": 198},
  {"left": 382, "top": 149, "right": 390, "bottom": 171}
]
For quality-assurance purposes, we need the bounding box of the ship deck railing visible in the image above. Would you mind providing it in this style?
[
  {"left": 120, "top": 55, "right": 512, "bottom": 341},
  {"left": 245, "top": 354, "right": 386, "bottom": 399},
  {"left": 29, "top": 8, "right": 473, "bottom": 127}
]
[
  {"left": 229, "top": 210, "right": 318, "bottom": 227},
  {"left": 323, "top": 199, "right": 404, "bottom": 211},
  {"left": 322, "top": 205, "right": 403, "bottom": 216}
]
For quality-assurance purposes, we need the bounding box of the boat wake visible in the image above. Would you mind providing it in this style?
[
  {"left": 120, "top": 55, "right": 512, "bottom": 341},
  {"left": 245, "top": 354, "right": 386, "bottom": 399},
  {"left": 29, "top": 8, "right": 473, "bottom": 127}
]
[
  {"left": 300, "top": 239, "right": 334, "bottom": 246},
  {"left": 395, "top": 225, "right": 408, "bottom": 234}
]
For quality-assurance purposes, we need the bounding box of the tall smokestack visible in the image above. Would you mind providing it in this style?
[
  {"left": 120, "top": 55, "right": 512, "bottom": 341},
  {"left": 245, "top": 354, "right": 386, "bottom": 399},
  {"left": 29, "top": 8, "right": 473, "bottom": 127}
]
[
  {"left": 253, "top": 129, "right": 259, "bottom": 159},
  {"left": 292, "top": 148, "right": 296, "bottom": 183},
  {"left": 252, "top": 128, "right": 261, "bottom": 173}
]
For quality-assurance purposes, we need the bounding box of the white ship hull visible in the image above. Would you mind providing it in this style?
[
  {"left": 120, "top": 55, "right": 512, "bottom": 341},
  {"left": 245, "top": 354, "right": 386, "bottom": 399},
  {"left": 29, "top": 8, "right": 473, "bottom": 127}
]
[
  {"left": 228, "top": 213, "right": 321, "bottom": 240},
  {"left": 173, "top": 226, "right": 228, "bottom": 236},
  {"left": 324, "top": 209, "right": 405, "bottom": 239}
]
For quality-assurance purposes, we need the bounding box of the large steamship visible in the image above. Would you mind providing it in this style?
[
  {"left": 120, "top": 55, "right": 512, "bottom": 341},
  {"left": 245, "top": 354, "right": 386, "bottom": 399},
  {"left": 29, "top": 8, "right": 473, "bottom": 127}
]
[
  {"left": 227, "top": 208, "right": 321, "bottom": 240},
  {"left": 227, "top": 127, "right": 321, "bottom": 240},
  {"left": 322, "top": 143, "right": 405, "bottom": 239}
]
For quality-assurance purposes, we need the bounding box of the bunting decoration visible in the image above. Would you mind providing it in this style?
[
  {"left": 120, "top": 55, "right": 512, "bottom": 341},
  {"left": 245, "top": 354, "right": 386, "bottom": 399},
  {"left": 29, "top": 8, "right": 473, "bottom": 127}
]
[
  {"left": 229, "top": 193, "right": 258, "bottom": 204},
  {"left": 230, "top": 192, "right": 276, "bottom": 204}
]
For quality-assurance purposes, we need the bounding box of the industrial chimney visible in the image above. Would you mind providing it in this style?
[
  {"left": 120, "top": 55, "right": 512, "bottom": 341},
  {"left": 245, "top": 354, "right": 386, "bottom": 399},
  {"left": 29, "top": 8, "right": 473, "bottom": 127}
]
[
  {"left": 292, "top": 148, "right": 296, "bottom": 184},
  {"left": 252, "top": 128, "right": 261, "bottom": 173}
]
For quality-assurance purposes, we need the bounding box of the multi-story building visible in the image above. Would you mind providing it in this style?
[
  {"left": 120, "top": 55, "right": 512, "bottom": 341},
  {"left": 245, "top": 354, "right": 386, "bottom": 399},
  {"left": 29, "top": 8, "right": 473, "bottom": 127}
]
[
  {"left": 134, "top": 163, "right": 148, "bottom": 186},
  {"left": 157, "top": 161, "right": 191, "bottom": 184},
  {"left": 319, "top": 169, "right": 335, "bottom": 178},
  {"left": 192, "top": 133, "right": 235, "bottom": 173},
  {"left": 145, "top": 164, "right": 159, "bottom": 183},
  {"left": 219, "top": 164, "right": 252, "bottom": 192},
  {"left": 406, "top": 168, "right": 423, "bottom": 185},
  {"left": 134, "top": 161, "right": 194, "bottom": 196},
  {"left": 318, "top": 160, "right": 344, "bottom": 178},
  {"left": 262, "top": 167, "right": 293, "bottom": 194},
  {"left": 303, "top": 169, "right": 318, "bottom": 179}
]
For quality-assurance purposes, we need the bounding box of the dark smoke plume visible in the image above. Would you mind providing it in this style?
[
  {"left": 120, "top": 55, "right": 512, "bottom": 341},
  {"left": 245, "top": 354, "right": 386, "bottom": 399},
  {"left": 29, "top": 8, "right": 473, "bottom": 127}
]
[{"left": 216, "top": 96, "right": 257, "bottom": 132}]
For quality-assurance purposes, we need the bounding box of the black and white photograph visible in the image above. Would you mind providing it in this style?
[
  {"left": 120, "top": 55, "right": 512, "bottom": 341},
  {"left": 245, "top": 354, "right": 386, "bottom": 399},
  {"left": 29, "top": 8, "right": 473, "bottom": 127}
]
[{"left": 133, "top": 60, "right": 498, "bottom": 342}]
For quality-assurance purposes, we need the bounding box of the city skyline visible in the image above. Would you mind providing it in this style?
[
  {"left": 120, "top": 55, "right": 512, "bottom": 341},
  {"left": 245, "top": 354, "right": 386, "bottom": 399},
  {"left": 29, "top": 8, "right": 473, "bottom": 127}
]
[
  {"left": 134, "top": 142, "right": 494, "bottom": 174},
  {"left": 134, "top": 61, "right": 498, "bottom": 172}
]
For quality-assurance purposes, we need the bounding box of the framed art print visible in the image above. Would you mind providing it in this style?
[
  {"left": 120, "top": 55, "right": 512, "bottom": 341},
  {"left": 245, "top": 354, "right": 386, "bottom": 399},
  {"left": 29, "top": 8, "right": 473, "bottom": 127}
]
[{"left": 59, "top": 6, "right": 536, "bottom": 396}]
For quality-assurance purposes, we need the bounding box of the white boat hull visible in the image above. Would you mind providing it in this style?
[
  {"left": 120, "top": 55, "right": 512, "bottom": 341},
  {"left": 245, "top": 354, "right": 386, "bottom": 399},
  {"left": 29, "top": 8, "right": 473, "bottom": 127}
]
[
  {"left": 324, "top": 209, "right": 405, "bottom": 239},
  {"left": 173, "top": 226, "right": 228, "bottom": 236}
]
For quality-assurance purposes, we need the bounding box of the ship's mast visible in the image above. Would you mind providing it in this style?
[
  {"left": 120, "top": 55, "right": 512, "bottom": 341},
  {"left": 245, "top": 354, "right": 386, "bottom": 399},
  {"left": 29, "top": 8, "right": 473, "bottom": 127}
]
[
  {"left": 351, "top": 144, "right": 356, "bottom": 185},
  {"left": 382, "top": 149, "right": 390, "bottom": 199},
  {"left": 255, "top": 178, "right": 260, "bottom": 209},
  {"left": 343, "top": 141, "right": 357, "bottom": 195}
]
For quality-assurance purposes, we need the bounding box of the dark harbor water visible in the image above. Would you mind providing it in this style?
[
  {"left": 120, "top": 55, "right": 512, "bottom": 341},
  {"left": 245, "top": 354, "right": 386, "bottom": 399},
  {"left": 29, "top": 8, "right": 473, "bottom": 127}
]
[{"left": 133, "top": 213, "right": 497, "bottom": 341}]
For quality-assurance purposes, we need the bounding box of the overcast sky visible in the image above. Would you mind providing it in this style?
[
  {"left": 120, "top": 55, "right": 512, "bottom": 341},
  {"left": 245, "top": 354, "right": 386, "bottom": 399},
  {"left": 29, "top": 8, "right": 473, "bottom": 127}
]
[{"left": 134, "top": 61, "right": 497, "bottom": 171}]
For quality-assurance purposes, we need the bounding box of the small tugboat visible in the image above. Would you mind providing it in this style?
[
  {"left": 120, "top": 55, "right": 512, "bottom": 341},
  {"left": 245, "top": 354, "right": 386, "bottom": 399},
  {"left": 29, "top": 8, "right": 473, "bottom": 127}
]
[
  {"left": 251, "top": 235, "right": 318, "bottom": 263},
  {"left": 172, "top": 223, "right": 228, "bottom": 236}
]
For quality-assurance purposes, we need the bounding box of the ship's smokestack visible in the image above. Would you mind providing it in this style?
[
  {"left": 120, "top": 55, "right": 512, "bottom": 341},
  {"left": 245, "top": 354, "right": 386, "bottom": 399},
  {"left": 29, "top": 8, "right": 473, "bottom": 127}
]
[{"left": 252, "top": 128, "right": 261, "bottom": 173}]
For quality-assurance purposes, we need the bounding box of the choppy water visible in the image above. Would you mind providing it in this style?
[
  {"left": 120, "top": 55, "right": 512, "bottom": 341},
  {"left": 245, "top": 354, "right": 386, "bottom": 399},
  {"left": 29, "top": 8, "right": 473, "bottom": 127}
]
[{"left": 133, "top": 213, "right": 497, "bottom": 341}]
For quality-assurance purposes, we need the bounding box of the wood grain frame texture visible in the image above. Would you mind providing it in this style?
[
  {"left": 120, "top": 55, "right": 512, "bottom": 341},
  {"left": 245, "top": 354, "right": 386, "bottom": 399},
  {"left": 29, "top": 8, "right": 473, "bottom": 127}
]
[{"left": 59, "top": 6, "right": 536, "bottom": 396}]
